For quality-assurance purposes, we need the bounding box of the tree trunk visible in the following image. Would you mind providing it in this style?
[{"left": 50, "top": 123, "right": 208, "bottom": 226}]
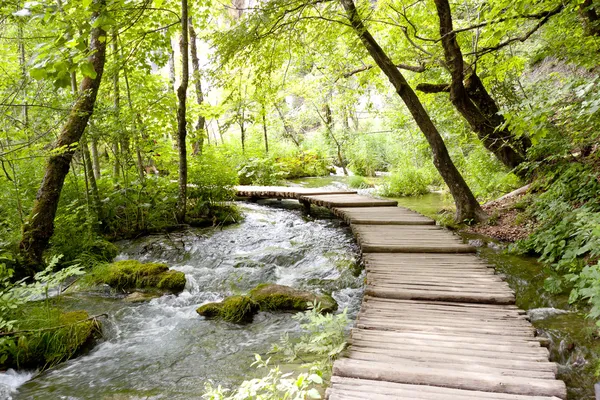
[
  {"left": 189, "top": 19, "right": 206, "bottom": 156},
  {"left": 239, "top": 118, "right": 246, "bottom": 153},
  {"left": 89, "top": 124, "right": 101, "bottom": 179},
  {"left": 112, "top": 28, "right": 122, "bottom": 180},
  {"left": 433, "top": 0, "right": 529, "bottom": 170},
  {"left": 262, "top": 104, "right": 269, "bottom": 154},
  {"left": 82, "top": 134, "right": 103, "bottom": 224},
  {"left": 340, "top": 0, "right": 485, "bottom": 222},
  {"left": 19, "top": 0, "right": 108, "bottom": 273},
  {"left": 319, "top": 104, "right": 347, "bottom": 175},
  {"left": 580, "top": 0, "right": 600, "bottom": 36},
  {"left": 123, "top": 59, "right": 146, "bottom": 182},
  {"left": 176, "top": 0, "right": 189, "bottom": 223},
  {"left": 18, "top": 25, "right": 28, "bottom": 129},
  {"left": 275, "top": 104, "right": 300, "bottom": 147}
]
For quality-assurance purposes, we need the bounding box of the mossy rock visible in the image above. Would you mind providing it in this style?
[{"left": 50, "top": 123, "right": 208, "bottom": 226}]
[
  {"left": 124, "top": 291, "right": 162, "bottom": 303},
  {"left": 196, "top": 284, "right": 338, "bottom": 324},
  {"left": 1, "top": 307, "right": 101, "bottom": 371},
  {"left": 89, "top": 260, "right": 186, "bottom": 294},
  {"left": 249, "top": 284, "right": 338, "bottom": 313},
  {"left": 197, "top": 296, "right": 259, "bottom": 323}
]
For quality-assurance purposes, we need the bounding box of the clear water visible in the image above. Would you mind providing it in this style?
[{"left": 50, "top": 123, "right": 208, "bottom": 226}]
[{"left": 4, "top": 202, "right": 363, "bottom": 399}]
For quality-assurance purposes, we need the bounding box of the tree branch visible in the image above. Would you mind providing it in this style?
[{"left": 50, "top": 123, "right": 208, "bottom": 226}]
[
  {"left": 416, "top": 82, "right": 450, "bottom": 93},
  {"left": 342, "top": 62, "right": 425, "bottom": 78},
  {"left": 467, "top": 4, "right": 564, "bottom": 57}
]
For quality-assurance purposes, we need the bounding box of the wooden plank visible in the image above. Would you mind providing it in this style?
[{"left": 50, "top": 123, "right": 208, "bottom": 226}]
[
  {"left": 350, "top": 331, "right": 548, "bottom": 355},
  {"left": 363, "top": 297, "right": 522, "bottom": 311},
  {"left": 366, "top": 286, "right": 515, "bottom": 304},
  {"left": 350, "top": 328, "right": 546, "bottom": 347},
  {"left": 356, "top": 317, "right": 533, "bottom": 336},
  {"left": 348, "top": 343, "right": 548, "bottom": 364},
  {"left": 356, "top": 310, "right": 532, "bottom": 328},
  {"left": 333, "top": 359, "right": 567, "bottom": 398},
  {"left": 346, "top": 352, "right": 556, "bottom": 379},
  {"left": 359, "top": 309, "right": 529, "bottom": 324},
  {"left": 299, "top": 194, "right": 399, "bottom": 208},
  {"left": 329, "top": 377, "right": 563, "bottom": 400},
  {"left": 363, "top": 253, "right": 488, "bottom": 264},
  {"left": 354, "top": 319, "right": 532, "bottom": 335},
  {"left": 235, "top": 185, "right": 357, "bottom": 199},
  {"left": 333, "top": 206, "right": 435, "bottom": 225}
]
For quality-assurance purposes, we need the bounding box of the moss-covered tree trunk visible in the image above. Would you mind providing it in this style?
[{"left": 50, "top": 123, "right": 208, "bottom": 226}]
[
  {"left": 19, "top": 0, "right": 108, "bottom": 273},
  {"left": 340, "top": 0, "right": 485, "bottom": 222},
  {"left": 432, "top": 0, "right": 530, "bottom": 170},
  {"left": 176, "top": 0, "right": 189, "bottom": 223}
]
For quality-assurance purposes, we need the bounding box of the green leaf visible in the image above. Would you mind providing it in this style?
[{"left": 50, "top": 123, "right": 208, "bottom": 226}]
[
  {"left": 30, "top": 67, "right": 47, "bottom": 80},
  {"left": 82, "top": 0, "right": 92, "bottom": 9},
  {"left": 307, "top": 388, "right": 321, "bottom": 399},
  {"left": 80, "top": 61, "right": 97, "bottom": 79}
]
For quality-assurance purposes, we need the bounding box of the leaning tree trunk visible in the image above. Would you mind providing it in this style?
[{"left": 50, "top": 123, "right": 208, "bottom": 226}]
[
  {"left": 432, "top": 0, "right": 529, "bottom": 170},
  {"left": 19, "top": 0, "right": 107, "bottom": 273},
  {"left": 176, "top": 0, "right": 189, "bottom": 223},
  {"left": 262, "top": 104, "right": 269, "bottom": 154},
  {"left": 340, "top": 0, "right": 485, "bottom": 222},
  {"left": 189, "top": 19, "right": 206, "bottom": 156}
]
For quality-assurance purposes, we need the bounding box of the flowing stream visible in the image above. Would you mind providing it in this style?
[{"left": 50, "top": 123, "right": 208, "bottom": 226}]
[{"left": 2, "top": 202, "right": 363, "bottom": 399}]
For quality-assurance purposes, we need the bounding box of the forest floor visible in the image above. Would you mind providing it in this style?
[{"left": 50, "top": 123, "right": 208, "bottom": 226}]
[{"left": 464, "top": 193, "right": 535, "bottom": 243}]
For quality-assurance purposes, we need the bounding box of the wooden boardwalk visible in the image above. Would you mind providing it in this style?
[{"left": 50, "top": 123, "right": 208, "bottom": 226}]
[{"left": 235, "top": 186, "right": 567, "bottom": 400}]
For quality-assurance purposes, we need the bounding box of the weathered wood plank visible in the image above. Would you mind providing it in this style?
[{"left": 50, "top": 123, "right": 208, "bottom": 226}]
[
  {"left": 299, "top": 194, "right": 399, "bottom": 208},
  {"left": 329, "top": 377, "right": 563, "bottom": 400},
  {"left": 366, "top": 286, "right": 515, "bottom": 304},
  {"left": 346, "top": 351, "right": 556, "bottom": 379},
  {"left": 333, "top": 359, "right": 567, "bottom": 398},
  {"left": 332, "top": 206, "right": 435, "bottom": 225},
  {"left": 235, "top": 185, "right": 357, "bottom": 199},
  {"left": 350, "top": 331, "right": 549, "bottom": 355},
  {"left": 350, "top": 328, "right": 546, "bottom": 347}
]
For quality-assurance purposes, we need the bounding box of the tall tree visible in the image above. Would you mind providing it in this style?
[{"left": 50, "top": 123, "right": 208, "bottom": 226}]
[
  {"left": 19, "top": 0, "right": 108, "bottom": 272},
  {"left": 189, "top": 18, "right": 206, "bottom": 156},
  {"left": 340, "top": 0, "right": 485, "bottom": 222},
  {"left": 426, "top": 0, "right": 531, "bottom": 170},
  {"left": 176, "top": 0, "right": 190, "bottom": 223}
]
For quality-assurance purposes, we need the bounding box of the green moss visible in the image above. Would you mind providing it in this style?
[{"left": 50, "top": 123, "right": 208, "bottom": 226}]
[
  {"left": 197, "top": 284, "right": 338, "bottom": 324},
  {"left": 249, "top": 284, "right": 338, "bottom": 313},
  {"left": 2, "top": 305, "right": 101, "bottom": 371},
  {"left": 88, "top": 260, "right": 186, "bottom": 294},
  {"left": 197, "top": 296, "right": 258, "bottom": 323}
]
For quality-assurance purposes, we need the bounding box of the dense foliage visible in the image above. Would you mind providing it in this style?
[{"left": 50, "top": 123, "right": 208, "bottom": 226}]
[{"left": 1, "top": 0, "right": 600, "bottom": 388}]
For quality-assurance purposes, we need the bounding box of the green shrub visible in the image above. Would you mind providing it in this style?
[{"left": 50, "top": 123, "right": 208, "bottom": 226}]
[
  {"left": 203, "top": 305, "right": 349, "bottom": 400},
  {"left": 276, "top": 150, "right": 332, "bottom": 179},
  {"left": 237, "top": 157, "right": 285, "bottom": 185},
  {"left": 347, "top": 176, "right": 373, "bottom": 189},
  {"left": 379, "top": 165, "right": 430, "bottom": 197}
]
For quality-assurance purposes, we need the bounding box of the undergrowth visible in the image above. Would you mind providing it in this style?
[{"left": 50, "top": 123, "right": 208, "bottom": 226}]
[{"left": 202, "top": 303, "right": 349, "bottom": 399}]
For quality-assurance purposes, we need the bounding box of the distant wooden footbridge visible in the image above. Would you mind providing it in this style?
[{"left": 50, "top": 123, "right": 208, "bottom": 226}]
[{"left": 235, "top": 186, "right": 567, "bottom": 400}]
